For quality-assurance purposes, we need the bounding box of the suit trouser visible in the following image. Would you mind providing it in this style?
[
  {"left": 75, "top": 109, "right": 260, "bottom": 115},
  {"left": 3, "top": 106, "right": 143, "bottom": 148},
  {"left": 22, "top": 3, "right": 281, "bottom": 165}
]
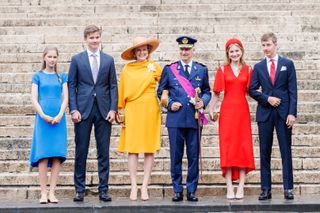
[
  {"left": 168, "top": 127, "right": 199, "bottom": 193},
  {"left": 258, "top": 109, "right": 293, "bottom": 191},
  {"left": 74, "top": 99, "right": 112, "bottom": 193}
]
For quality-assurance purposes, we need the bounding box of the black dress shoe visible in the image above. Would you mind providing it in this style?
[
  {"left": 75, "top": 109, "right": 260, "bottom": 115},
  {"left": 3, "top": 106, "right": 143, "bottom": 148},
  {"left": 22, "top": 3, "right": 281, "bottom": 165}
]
[
  {"left": 172, "top": 192, "right": 183, "bottom": 202},
  {"left": 187, "top": 192, "right": 198, "bottom": 202},
  {"left": 284, "top": 189, "right": 294, "bottom": 200},
  {"left": 99, "top": 191, "right": 112, "bottom": 202},
  {"left": 73, "top": 192, "right": 85, "bottom": 202},
  {"left": 258, "top": 190, "right": 272, "bottom": 200}
]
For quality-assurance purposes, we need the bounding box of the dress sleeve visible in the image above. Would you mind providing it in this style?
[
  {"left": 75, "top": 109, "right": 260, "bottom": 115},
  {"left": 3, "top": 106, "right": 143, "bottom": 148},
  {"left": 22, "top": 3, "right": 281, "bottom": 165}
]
[
  {"left": 213, "top": 66, "right": 224, "bottom": 93},
  {"left": 61, "top": 72, "right": 68, "bottom": 84},
  {"left": 117, "top": 65, "right": 126, "bottom": 110},
  {"left": 154, "top": 62, "right": 162, "bottom": 82},
  {"left": 32, "top": 72, "right": 39, "bottom": 85}
]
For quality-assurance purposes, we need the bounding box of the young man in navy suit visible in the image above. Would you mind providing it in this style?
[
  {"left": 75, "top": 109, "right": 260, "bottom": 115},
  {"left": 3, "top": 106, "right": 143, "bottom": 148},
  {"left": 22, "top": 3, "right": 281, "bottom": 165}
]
[
  {"left": 157, "top": 36, "right": 211, "bottom": 202},
  {"left": 249, "top": 32, "right": 297, "bottom": 200},
  {"left": 68, "top": 25, "right": 118, "bottom": 202}
]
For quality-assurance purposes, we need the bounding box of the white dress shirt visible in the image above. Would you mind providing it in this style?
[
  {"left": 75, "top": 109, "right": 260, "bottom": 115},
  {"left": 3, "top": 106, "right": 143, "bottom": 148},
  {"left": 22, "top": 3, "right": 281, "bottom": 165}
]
[
  {"left": 266, "top": 54, "right": 278, "bottom": 75},
  {"left": 87, "top": 49, "right": 100, "bottom": 71}
]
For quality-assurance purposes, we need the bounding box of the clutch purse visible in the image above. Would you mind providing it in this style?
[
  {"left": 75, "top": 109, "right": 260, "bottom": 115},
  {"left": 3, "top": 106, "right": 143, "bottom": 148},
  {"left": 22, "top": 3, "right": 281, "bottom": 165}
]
[
  {"left": 160, "top": 90, "right": 169, "bottom": 107},
  {"left": 209, "top": 112, "right": 219, "bottom": 122},
  {"left": 117, "top": 110, "right": 125, "bottom": 127}
]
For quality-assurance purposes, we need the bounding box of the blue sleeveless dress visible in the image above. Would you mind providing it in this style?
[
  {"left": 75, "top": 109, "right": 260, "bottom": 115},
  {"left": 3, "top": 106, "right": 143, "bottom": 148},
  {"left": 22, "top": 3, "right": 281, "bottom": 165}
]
[{"left": 30, "top": 71, "right": 68, "bottom": 167}]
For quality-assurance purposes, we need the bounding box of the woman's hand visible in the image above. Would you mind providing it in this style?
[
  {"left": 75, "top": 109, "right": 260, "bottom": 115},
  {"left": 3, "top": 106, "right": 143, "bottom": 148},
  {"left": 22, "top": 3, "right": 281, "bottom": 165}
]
[
  {"left": 41, "top": 114, "right": 54, "bottom": 123},
  {"left": 52, "top": 114, "right": 63, "bottom": 124}
]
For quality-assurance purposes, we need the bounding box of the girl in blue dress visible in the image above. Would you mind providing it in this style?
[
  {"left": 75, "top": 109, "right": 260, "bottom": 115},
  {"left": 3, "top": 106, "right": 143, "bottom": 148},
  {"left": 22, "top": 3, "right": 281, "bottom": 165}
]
[{"left": 30, "top": 46, "right": 68, "bottom": 204}]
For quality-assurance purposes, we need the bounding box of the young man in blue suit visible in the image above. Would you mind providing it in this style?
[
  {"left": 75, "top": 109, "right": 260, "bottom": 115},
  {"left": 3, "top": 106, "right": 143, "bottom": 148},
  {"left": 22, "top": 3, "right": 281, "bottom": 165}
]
[
  {"left": 249, "top": 32, "right": 297, "bottom": 200},
  {"left": 68, "top": 25, "right": 118, "bottom": 202},
  {"left": 157, "top": 36, "right": 211, "bottom": 202}
]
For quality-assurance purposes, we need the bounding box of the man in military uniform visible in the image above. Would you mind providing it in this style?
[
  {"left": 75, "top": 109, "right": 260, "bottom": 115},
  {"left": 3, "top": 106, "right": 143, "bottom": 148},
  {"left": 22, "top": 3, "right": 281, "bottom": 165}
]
[{"left": 157, "top": 36, "right": 211, "bottom": 202}]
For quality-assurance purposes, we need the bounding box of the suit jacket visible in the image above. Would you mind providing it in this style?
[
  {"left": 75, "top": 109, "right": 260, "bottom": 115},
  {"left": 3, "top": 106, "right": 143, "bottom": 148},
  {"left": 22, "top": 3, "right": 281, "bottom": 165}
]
[
  {"left": 68, "top": 50, "right": 118, "bottom": 120},
  {"left": 157, "top": 61, "right": 211, "bottom": 128},
  {"left": 249, "top": 56, "right": 297, "bottom": 122}
]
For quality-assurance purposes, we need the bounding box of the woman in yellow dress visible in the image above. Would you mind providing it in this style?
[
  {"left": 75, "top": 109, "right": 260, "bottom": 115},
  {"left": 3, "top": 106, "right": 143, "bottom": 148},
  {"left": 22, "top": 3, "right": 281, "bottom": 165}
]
[{"left": 117, "top": 37, "right": 161, "bottom": 201}]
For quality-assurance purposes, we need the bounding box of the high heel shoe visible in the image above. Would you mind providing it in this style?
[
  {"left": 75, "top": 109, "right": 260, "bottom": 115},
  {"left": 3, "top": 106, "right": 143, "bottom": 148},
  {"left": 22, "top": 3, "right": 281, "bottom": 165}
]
[
  {"left": 39, "top": 193, "right": 48, "bottom": 204},
  {"left": 129, "top": 186, "right": 138, "bottom": 201},
  {"left": 48, "top": 194, "right": 59, "bottom": 204},
  {"left": 141, "top": 186, "right": 149, "bottom": 201},
  {"left": 235, "top": 187, "right": 244, "bottom": 200},
  {"left": 226, "top": 187, "right": 235, "bottom": 200}
]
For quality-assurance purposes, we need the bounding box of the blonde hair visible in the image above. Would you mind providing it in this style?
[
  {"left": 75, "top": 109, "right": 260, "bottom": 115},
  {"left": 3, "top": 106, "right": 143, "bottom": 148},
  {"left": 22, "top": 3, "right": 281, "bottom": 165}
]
[
  {"left": 41, "top": 46, "right": 61, "bottom": 82},
  {"left": 261, "top": 32, "right": 277, "bottom": 44},
  {"left": 224, "top": 43, "right": 246, "bottom": 69}
]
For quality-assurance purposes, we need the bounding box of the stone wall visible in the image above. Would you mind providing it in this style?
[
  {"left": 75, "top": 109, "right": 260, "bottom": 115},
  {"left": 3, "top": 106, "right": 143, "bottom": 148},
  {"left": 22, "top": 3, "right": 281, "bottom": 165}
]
[{"left": 0, "top": 0, "right": 319, "bottom": 199}]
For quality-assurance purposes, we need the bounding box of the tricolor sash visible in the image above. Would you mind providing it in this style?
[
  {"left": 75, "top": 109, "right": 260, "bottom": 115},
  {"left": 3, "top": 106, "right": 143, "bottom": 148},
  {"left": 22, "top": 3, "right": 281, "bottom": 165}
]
[{"left": 169, "top": 63, "right": 208, "bottom": 125}]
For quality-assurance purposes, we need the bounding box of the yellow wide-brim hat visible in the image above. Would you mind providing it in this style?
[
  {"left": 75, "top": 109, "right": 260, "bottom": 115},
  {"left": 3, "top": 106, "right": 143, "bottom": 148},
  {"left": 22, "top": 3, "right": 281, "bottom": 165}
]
[{"left": 121, "top": 37, "right": 160, "bottom": 60}]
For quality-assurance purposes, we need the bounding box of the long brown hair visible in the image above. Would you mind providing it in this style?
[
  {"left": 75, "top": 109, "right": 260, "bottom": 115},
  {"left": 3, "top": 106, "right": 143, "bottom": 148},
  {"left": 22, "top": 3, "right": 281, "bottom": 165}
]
[
  {"left": 41, "top": 46, "right": 61, "bottom": 82},
  {"left": 224, "top": 43, "right": 246, "bottom": 69}
]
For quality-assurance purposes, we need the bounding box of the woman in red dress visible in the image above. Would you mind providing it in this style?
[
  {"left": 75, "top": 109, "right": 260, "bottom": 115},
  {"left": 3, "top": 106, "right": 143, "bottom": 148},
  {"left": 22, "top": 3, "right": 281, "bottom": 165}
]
[{"left": 209, "top": 38, "right": 255, "bottom": 199}]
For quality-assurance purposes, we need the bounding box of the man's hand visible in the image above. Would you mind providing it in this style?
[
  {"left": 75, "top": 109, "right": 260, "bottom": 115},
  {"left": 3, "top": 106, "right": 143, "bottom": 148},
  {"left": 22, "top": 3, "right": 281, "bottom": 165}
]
[
  {"left": 171, "top": 102, "right": 182, "bottom": 112},
  {"left": 268, "top": 96, "right": 281, "bottom": 107},
  {"left": 106, "top": 111, "right": 116, "bottom": 123},
  {"left": 71, "top": 110, "right": 81, "bottom": 123},
  {"left": 286, "top": 114, "right": 296, "bottom": 129}
]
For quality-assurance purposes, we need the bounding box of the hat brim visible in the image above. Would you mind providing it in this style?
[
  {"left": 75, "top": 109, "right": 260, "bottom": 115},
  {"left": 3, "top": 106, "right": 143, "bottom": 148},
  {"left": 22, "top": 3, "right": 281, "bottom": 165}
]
[{"left": 121, "top": 39, "right": 160, "bottom": 60}]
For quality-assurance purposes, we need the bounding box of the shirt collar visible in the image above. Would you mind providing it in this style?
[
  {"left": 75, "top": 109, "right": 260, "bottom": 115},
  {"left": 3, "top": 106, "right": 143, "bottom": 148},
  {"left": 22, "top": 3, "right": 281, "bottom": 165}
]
[
  {"left": 180, "top": 60, "right": 193, "bottom": 68},
  {"left": 266, "top": 54, "right": 278, "bottom": 63},
  {"left": 87, "top": 49, "right": 100, "bottom": 57}
]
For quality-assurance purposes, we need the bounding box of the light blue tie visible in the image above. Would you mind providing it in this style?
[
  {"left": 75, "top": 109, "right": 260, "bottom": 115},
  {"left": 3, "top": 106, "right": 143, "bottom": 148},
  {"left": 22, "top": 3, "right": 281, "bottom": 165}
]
[{"left": 92, "top": 53, "right": 98, "bottom": 83}]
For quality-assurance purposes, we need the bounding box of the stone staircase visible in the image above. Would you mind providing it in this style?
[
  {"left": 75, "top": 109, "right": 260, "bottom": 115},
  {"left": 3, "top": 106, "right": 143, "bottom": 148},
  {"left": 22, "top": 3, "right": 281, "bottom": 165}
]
[{"left": 0, "top": 0, "right": 319, "bottom": 200}]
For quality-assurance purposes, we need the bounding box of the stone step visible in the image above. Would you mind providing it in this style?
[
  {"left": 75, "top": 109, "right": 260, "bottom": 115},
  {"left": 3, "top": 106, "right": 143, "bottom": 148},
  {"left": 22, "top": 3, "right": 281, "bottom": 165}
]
[
  {"left": 1, "top": 2, "right": 319, "bottom": 14},
  {"left": 0, "top": 111, "right": 319, "bottom": 128},
  {"left": 2, "top": 37, "right": 320, "bottom": 54},
  {"left": 1, "top": 122, "right": 320, "bottom": 138},
  {"left": 0, "top": 51, "right": 312, "bottom": 66},
  {"left": 0, "top": 79, "right": 319, "bottom": 94},
  {"left": 0, "top": 102, "right": 319, "bottom": 118},
  {"left": 0, "top": 91, "right": 319, "bottom": 107},
  {"left": 1, "top": 59, "right": 319, "bottom": 76},
  {"left": 0, "top": 133, "right": 319, "bottom": 151},
  {"left": 1, "top": 134, "right": 319, "bottom": 151},
  {"left": 0, "top": 170, "right": 319, "bottom": 187},
  {"left": 1, "top": 144, "right": 320, "bottom": 162},
  {"left": 0, "top": 157, "right": 310, "bottom": 173},
  {"left": 2, "top": 184, "right": 316, "bottom": 201},
  {"left": 0, "top": 10, "right": 301, "bottom": 20}
]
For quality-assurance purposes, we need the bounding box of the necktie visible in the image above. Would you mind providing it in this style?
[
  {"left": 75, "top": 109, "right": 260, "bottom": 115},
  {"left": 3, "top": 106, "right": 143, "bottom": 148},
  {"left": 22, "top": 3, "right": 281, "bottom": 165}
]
[
  {"left": 270, "top": 59, "right": 276, "bottom": 85},
  {"left": 92, "top": 53, "right": 98, "bottom": 83},
  {"left": 184, "top": 64, "right": 190, "bottom": 77}
]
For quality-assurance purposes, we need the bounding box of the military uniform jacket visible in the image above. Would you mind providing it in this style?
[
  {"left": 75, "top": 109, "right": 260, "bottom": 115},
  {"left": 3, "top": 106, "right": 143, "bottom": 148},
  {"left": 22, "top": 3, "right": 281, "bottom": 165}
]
[{"left": 157, "top": 61, "right": 211, "bottom": 128}]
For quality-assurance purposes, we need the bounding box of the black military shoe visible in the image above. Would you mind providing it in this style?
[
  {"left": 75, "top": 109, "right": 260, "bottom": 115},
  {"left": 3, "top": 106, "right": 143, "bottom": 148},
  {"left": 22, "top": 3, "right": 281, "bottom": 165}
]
[
  {"left": 99, "top": 191, "right": 112, "bottom": 202},
  {"left": 284, "top": 189, "right": 294, "bottom": 200},
  {"left": 172, "top": 192, "right": 183, "bottom": 202},
  {"left": 258, "top": 190, "right": 272, "bottom": 200},
  {"left": 187, "top": 192, "right": 198, "bottom": 202},
  {"left": 73, "top": 192, "right": 85, "bottom": 202}
]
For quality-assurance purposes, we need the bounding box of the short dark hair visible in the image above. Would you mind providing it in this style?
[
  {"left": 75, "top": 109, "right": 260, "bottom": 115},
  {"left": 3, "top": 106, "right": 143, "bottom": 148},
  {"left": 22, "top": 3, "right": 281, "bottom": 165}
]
[
  {"left": 84, "top": 25, "right": 101, "bottom": 38},
  {"left": 261, "top": 32, "right": 277, "bottom": 44}
]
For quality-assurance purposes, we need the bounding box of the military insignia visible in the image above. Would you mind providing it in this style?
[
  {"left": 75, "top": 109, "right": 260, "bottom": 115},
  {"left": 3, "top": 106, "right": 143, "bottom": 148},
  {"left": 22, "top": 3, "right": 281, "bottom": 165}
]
[
  {"left": 195, "top": 76, "right": 201, "bottom": 81},
  {"left": 182, "top": 38, "right": 189, "bottom": 44}
]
